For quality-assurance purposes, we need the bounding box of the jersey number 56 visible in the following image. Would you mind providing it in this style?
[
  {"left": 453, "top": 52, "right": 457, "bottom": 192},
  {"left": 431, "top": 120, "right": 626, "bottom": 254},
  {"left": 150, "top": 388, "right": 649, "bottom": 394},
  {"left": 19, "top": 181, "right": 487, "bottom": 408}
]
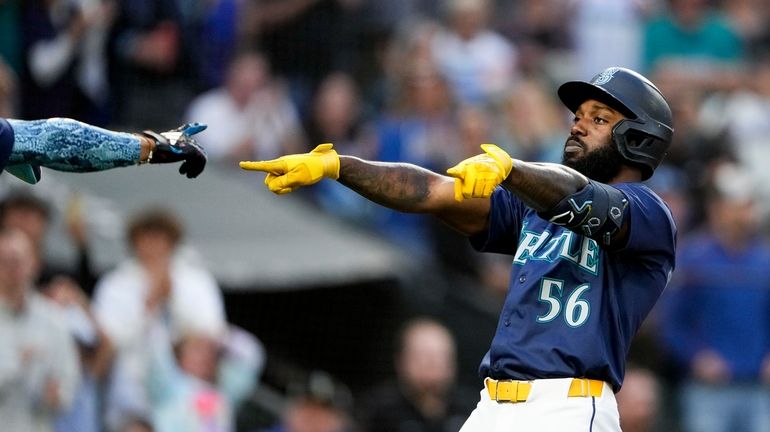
[{"left": 536, "top": 278, "right": 591, "bottom": 327}]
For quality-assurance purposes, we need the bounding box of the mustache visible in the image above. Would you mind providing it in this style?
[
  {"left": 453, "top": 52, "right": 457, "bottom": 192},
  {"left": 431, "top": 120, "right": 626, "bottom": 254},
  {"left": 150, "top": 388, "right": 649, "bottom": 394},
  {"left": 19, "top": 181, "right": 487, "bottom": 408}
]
[{"left": 565, "top": 135, "right": 585, "bottom": 147}]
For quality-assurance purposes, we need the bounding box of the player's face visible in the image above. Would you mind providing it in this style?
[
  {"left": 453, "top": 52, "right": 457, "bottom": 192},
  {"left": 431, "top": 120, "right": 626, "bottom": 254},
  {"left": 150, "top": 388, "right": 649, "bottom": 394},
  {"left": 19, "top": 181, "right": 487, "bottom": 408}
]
[{"left": 562, "top": 100, "right": 626, "bottom": 183}]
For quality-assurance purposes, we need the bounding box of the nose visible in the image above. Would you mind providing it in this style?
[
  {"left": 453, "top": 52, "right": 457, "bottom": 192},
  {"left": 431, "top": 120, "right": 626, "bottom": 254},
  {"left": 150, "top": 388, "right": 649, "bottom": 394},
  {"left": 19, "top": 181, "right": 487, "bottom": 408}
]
[{"left": 570, "top": 117, "right": 587, "bottom": 136}]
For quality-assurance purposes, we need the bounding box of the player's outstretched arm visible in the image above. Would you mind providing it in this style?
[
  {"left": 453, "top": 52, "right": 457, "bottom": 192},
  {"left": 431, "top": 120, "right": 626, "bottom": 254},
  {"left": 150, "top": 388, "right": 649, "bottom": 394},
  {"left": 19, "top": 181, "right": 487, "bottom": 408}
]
[
  {"left": 239, "top": 143, "right": 491, "bottom": 236},
  {"left": 339, "top": 155, "right": 490, "bottom": 236},
  {"left": 447, "top": 143, "right": 588, "bottom": 212},
  {"left": 5, "top": 118, "right": 207, "bottom": 183}
]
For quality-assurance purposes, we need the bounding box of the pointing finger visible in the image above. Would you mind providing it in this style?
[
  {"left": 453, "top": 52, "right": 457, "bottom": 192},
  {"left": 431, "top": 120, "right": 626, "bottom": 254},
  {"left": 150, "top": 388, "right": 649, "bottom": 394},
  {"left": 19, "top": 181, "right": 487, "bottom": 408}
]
[{"left": 239, "top": 160, "right": 287, "bottom": 174}]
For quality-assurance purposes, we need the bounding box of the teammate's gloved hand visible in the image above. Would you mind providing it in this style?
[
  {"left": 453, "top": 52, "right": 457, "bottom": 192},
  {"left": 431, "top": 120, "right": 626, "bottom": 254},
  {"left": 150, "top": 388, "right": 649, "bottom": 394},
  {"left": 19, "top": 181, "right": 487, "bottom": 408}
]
[
  {"left": 141, "top": 123, "right": 208, "bottom": 178},
  {"left": 239, "top": 143, "right": 340, "bottom": 194},
  {"left": 446, "top": 144, "right": 513, "bottom": 201}
]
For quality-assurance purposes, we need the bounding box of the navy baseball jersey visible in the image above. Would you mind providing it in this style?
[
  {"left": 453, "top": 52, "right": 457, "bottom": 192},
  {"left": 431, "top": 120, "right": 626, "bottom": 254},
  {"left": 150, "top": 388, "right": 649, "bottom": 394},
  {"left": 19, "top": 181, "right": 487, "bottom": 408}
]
[
  {"left": 0, "top": 118, "right": 15, "bottom": 173},
  {"left": 471, "top": 182, "right": 676, "bottom": 392}
]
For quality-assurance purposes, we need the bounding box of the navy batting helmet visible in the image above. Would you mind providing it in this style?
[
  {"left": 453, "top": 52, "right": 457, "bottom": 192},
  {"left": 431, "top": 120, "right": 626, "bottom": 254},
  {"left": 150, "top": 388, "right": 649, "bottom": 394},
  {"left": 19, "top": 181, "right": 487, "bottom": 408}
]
[{"left": 557, "top": 67, "right": 674, "bottom": 180}]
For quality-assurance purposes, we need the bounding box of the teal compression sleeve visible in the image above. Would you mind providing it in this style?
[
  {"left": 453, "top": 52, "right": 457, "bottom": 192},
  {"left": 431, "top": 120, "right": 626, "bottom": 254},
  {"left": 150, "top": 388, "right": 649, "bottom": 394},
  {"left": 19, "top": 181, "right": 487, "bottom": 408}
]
[{"left": 7, "top": 118, "right": 141, "bottom": 172}]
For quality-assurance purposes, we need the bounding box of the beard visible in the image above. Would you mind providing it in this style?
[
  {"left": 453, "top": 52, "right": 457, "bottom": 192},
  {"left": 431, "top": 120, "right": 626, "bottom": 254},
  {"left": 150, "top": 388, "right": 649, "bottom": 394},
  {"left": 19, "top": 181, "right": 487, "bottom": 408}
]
[{"left": 561, "top": 137, "right": 624, "bottom": 183}]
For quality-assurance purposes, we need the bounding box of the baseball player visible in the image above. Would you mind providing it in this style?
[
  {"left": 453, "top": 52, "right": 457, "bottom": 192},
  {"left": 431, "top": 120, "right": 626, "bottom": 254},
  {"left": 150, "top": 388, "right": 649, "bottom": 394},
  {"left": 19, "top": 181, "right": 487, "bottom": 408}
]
[
  {"left": 240, "top": 67, "right": 676, "bottom": 432},
  {"left": 0, "top": 117, "right": 207, "bottom": 184}
]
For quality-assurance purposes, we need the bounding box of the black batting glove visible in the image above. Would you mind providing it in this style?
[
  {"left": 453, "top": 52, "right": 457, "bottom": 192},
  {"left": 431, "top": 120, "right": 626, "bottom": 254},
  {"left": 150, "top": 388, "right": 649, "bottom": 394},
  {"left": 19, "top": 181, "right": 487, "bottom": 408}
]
[{"left": 141, "top": 123, "right": 208, "bottom": 178}]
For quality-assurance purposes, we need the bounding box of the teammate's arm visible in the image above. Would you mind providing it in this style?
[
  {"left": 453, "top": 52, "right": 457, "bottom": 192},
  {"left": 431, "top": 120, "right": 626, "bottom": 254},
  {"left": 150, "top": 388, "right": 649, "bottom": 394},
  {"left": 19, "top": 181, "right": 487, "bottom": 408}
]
[
  {"left": 5, "top": 118, "right": 207, "bottom": 182},
  {"left": 8, "top": 118, "right": 142, "bottom": 171}
]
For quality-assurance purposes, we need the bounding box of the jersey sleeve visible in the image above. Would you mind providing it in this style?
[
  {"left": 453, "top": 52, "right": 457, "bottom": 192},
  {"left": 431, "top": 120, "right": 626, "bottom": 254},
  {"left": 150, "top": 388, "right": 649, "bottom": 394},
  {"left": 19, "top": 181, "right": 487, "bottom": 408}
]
[
  {"left": 469, "top": 187, "right": 527, "bottom": 255},
  {"left": 615, "top": 183, "right": 677, "bottom": 256},
  {"left": 0, "top": 118, "right": 15, "bottom": 173},
  {"left": 7, "top": 118, "right": 140, "bottom": 172}
]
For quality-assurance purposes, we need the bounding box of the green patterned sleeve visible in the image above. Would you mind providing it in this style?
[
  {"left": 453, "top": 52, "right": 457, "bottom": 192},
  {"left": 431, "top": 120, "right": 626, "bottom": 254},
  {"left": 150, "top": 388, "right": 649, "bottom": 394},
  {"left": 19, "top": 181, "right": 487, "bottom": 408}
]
[{"left": 7, "top": 118, "right": 141, "bottom": 172}]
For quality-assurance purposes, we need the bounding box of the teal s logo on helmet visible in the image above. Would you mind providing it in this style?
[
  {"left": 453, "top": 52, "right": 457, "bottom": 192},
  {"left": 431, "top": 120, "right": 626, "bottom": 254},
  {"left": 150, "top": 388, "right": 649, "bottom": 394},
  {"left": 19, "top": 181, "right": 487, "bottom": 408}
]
[{"left": 592, "top": 67, "right": 621, "bottom": 86}]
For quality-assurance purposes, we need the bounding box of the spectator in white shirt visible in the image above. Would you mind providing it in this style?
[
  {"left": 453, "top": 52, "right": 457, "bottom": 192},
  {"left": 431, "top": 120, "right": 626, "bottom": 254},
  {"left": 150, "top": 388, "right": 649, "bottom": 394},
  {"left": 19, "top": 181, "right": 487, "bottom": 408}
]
[
  {"left": 430, "top": 0, "right": 518, "bottom": 106},
  {"left": 0, "top": 228, "right": 80, "bottom": 432},
  {"left": 185, "top": 50, "right": 303, "bottom": 165},
  {"left": 92, "top": 207, "right": 226, "bottom": 431}
]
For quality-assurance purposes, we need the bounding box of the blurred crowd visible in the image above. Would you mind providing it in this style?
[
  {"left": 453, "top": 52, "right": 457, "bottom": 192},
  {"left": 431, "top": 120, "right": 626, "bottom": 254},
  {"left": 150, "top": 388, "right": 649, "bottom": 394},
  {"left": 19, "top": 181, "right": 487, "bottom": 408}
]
[{"left": 2, "top": 0, "right": 770, "bottom": 431}]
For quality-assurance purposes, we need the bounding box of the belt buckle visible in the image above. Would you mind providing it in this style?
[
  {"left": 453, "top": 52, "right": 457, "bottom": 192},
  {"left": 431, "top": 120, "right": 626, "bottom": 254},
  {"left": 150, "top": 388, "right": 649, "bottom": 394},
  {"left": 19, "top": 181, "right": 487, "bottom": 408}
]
[
  {"left": 576, "top": 378, "right": 587, "bottom": 397},
  {"left": 493, "top": 380, "right": 504, "bottom": 403},
  {"left": 494, "top": 379, "right": 516, "bottom": 403}
]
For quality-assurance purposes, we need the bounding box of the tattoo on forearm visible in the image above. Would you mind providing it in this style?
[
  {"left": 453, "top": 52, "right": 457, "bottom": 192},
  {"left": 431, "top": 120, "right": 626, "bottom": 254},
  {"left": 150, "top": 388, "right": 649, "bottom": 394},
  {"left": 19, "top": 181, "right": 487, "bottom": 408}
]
[
  {"left": 503, "top": 162, "right": 588, "bottom": 212},
  {"left": 339, "top": 159, "right": 432, "bottom": 212}
]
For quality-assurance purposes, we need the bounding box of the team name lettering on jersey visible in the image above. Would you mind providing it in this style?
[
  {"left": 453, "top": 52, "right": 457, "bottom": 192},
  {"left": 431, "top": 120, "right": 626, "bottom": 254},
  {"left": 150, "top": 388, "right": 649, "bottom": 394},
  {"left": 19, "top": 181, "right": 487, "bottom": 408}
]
[{"left": 513, "top": 228, "right": 600, "bottom": 275}]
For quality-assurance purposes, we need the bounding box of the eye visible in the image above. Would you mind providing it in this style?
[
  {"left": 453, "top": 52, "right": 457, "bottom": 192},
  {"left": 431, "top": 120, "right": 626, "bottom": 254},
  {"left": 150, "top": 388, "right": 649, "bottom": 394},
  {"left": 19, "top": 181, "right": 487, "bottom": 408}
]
[{"left": 594, "top": 116, "right": 608, "bottom": 125}]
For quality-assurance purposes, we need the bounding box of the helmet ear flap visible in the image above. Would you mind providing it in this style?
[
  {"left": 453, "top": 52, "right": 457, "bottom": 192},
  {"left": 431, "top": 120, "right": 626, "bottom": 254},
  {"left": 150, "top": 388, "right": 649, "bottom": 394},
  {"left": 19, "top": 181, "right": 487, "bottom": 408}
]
[{"left": 612, "top": 119, "right": 671, "bottom": 180}]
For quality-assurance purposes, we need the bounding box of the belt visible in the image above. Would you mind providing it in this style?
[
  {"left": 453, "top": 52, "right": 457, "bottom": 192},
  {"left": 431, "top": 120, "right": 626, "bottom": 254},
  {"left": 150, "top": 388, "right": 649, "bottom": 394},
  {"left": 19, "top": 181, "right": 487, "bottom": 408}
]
[{"left": 485, "top": 377, "right": 604, "bottom": 403}]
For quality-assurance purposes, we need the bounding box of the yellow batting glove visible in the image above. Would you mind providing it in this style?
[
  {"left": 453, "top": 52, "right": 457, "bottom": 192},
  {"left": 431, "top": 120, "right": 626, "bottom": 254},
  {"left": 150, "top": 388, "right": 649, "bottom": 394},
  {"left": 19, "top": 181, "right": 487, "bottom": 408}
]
[
  {"left": 239, "top": 143, "right": 340, "bottom": 194},
  {"left": 446, "top": 144, "right": 513, "bottom": 201}
]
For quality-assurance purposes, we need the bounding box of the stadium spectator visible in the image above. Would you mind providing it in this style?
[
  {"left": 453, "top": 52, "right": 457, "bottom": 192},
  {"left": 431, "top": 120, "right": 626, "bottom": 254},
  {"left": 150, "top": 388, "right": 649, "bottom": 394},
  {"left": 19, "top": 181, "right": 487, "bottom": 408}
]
[
  {"left": 241, "top": 0, "right": 364, "bottom": 118},
  {"left": 146, "top": 323, "right": 231, "bottom": 432},
  {"left": 492, "top": 77, "right": 568, "bottom": 163},
  {"left": 496, "top": 0, "right": 570, "bottom": 76},
  {"left": 0, "top": 228, "right": 81, "bottom": 432},
  {"left": 356, "top": 317, "right": 473, "bottom": 432},
  {"left": 159, "top": 324, "right": 265, "bottom": 431},
  {"left": 566, "top": 0, "right": 648, "bottom": 81},
  {"left": 272, "top": 396, "right": 353, "bottom": 432},
  {"left": 146, "top": 321, "right": 264, "bottom": 432},
  {"left": 92, "top": 207, "right": 227, "bottom": 431},
  {"left": 371, "top": 59, "right": 460, "bottom": 259},
  {"left": 302, "top": 71, "right": 377, "bottom": 223},
  {"left": 43, "top": 275, "right": 113, "bottom": 432},
  {"left": 304, "top": 72, "right": 375, "bottom": 158},
  {"left": 195, "top": 0, "right": 246, "bottom": 89},
  {"left": 109, "top": 0, "right": 197, "bottom": 130},
  {"left": 642, "top": 0, "right": 745, "bottom": 94},
  {"left": 720, "top": 0, "right": 770, "bottom": 56},
  {"left": 429, "top": 104, "right": 496, "bottom": 276},
  {"left": 0, "top": 191, "right": 97, "bottom": 295},
  {"left": 615, "top": 366, "right": 661, "bottom": 432},
  {"left": 185, "top": 50, "right": 302, "bottom": 164},
  {"left": 430, "top": 0, "right": 518, "bottom": 106},
  {"left": 660, "top": 162, "right": 770, "bottom": 432},
  {"left": 697, "top": 53, "right": 770, "bottom": 223},
  {"left": 20, "top": 0, "right": 115, "bottom": 124}
]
